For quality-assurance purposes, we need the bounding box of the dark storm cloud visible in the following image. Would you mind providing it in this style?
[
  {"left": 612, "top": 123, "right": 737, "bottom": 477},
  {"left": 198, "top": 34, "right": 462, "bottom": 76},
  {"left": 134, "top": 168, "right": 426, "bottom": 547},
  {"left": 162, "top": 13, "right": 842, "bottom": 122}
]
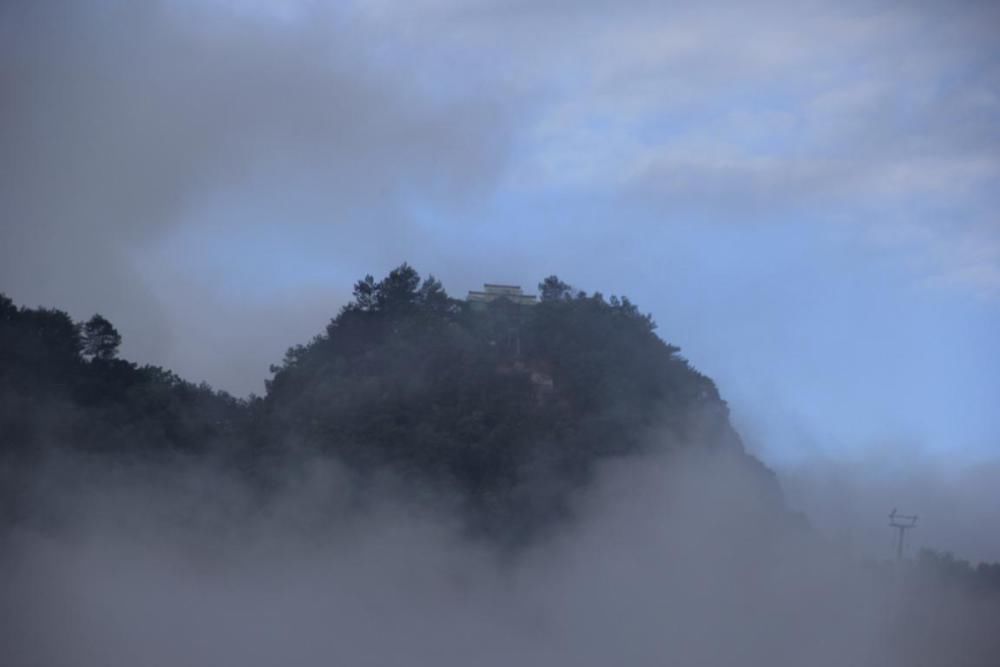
[
  {"left": 0, "top": 0, "right": 995, "bottom": 474},
  {"left": 0, "top": 0, "right": 515, "bottom": 364},
  {"left": 4, "top": 0, "right": 998, "bottom": 387}
]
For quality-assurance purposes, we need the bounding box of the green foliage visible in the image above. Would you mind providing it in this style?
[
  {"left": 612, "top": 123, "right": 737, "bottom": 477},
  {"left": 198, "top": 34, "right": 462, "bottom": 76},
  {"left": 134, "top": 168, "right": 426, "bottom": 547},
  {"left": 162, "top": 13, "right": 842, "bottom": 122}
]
[
  {"left": 0, "top": 294, "right": 245, "bottom": 459},
  {"left": 81, "top": 314, "right": 122, "bottom": 361},
  {"left": 0, "top": 269, "right": 766, "bottom": 540},
  {"left": 539, "top": 275, "right": 572, "bottom": 302},
  {"left": 262, "top": 266, "right": 750, "bottom": 539}
]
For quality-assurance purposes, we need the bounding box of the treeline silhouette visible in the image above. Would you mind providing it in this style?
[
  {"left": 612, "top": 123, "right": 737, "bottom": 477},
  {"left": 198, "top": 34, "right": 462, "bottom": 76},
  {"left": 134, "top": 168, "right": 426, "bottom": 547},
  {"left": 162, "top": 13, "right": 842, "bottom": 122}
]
[
  {"left": 914, "top": 549, "right": 1000, "bottom": 595},
  {"left": 1, "top": 265, "right": 775, "bottom": 540},
  {"left": 261, "top": 266, "right": 779, "bottom": 536},
  {"left": 0, "top": 293, "right": 247, "bottom": 458},
  {"left": 2, "top": 265, "right": 999, "bottom": 578}
]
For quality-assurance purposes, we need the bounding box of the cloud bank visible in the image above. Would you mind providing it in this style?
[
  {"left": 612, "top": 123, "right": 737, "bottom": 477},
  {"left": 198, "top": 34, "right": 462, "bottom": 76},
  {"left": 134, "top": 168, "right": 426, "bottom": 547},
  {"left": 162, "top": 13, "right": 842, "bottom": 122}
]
[
  {"left": 0, "top": 0, "right": 516, "bottom": 375},
  {"left": 6, "top": 447, "right": 997, "bottom": 667}
]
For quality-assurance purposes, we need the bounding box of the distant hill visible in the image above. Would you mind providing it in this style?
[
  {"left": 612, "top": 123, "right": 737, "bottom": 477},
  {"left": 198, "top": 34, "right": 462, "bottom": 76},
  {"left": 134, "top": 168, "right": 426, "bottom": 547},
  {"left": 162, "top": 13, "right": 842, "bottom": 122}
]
[
  {"left": 1, "top": 266, "right": 781, "bottom": 539},
  {"left": 260, "top": 265, "right": 782, "bottom": 539},
  {"left": 0, "top": 293, "right": 245, "bottom": 459}
]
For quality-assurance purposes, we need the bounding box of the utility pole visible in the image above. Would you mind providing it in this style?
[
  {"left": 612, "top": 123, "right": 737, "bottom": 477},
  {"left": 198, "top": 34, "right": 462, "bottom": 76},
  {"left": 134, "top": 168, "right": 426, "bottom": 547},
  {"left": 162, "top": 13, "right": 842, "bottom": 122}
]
[{"left": 888, "top": 509, "right": 918, "bottom": 561}]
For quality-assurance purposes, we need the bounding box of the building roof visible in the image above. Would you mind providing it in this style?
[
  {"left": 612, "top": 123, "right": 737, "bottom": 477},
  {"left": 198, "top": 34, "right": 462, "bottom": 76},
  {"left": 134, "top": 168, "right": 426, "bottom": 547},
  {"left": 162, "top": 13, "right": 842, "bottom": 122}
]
[{"left": 467, "top": 283, "right": 538, "bottom": 305}]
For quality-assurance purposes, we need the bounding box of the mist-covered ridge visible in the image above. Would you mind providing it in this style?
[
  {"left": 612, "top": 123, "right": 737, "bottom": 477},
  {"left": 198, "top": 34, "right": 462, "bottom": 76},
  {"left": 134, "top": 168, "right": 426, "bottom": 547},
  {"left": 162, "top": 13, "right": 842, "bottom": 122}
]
[
  {"left": 3, "top": 267, "right": 1000, "bottom": 666},
  {"left": 1, "top": 265, "right": 778, "bottom": 541}
]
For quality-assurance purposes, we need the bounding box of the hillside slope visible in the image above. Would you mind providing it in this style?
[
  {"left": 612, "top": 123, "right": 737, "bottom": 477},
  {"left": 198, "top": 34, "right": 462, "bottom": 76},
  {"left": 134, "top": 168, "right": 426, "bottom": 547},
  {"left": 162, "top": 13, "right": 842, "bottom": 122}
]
[
  {"left": 261, "top": 266, "right": 782, "bottom": 538},
  {"left": 1, "top": 267, "right": 781, "bottom": 540}
]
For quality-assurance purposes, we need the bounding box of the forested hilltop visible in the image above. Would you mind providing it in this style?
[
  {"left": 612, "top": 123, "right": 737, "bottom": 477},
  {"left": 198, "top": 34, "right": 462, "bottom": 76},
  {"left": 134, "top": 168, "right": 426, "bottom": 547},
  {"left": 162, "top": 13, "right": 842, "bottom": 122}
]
[
  {"left": 3, "top": 265, "right": 775, "bottom": 538},
  {"left": 261, "top": 266, "right": 780, "bottom": 536},
  {"left": 5, "top": 264, "right": 1000, "bottom": 574}
]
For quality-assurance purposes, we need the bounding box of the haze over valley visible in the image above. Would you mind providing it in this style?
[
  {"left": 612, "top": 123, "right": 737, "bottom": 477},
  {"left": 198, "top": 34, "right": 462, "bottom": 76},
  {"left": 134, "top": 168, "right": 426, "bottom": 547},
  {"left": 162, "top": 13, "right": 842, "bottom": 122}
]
[{"left": 2, "top": 1, "right": 999, "bottom": 665}]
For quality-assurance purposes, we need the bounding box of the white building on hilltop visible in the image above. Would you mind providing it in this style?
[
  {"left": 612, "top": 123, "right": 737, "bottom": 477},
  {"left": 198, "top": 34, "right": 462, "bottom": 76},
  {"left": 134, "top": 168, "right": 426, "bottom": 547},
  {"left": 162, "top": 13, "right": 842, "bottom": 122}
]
[{"left": 466, "top": 283, "right": 538, "bottom": 308}]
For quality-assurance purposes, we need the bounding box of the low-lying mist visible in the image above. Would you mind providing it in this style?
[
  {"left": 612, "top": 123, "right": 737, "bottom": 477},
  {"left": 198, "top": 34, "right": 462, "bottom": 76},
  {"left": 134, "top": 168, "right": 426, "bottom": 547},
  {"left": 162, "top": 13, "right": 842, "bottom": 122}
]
[
  {"left": 778, "top": 455, "right": 1000, "bottom": 564},
  {"left": 4, "top": 446, "right": 997, "bottom": 667}
]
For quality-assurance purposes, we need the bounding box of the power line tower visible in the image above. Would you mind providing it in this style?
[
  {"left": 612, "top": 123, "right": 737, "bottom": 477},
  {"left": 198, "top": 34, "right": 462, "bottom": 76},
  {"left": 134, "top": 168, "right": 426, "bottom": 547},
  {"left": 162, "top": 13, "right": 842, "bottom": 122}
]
[{"left": 888, "top": 508, "right": 918, "bottom": 561}]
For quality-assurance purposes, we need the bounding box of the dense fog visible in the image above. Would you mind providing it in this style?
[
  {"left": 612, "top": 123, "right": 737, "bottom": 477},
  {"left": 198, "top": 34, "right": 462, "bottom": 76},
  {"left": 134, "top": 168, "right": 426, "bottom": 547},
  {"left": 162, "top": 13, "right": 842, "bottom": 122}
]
[
  {"left": 4, "top": 447, "right": 998, "bottom": 667},
  {"left": 2, "top": 1, "right": 998, "bottom": 665}
]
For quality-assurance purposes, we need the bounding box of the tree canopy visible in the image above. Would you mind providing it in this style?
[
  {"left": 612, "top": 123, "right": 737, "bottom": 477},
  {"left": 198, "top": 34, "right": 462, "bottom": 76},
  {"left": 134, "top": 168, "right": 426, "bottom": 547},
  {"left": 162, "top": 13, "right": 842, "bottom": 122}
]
[
  {"left": 261, "top": 265, "right": 767, "bottom": 539},
  {"left": 1, "top": 266, "right": 771, "bottom": 539},
  {"left": 81, "top": 314, "right": 122, "bottom": 361},
  {"left": 0, "top": 296, "right": 245, "bottom": 461}
]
